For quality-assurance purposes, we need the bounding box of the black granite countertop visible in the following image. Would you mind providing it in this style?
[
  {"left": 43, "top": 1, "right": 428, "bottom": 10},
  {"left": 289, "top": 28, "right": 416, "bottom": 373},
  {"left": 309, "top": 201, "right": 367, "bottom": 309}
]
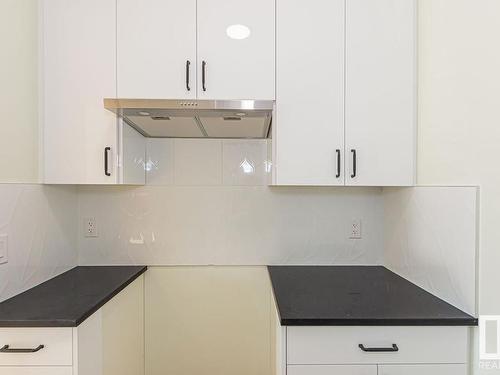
[
  {"left": 268, "top": 266, "right": 478, "bottom": 326},
  {"left": 0, "top": 266, "right": 147, "bottom": 327}
]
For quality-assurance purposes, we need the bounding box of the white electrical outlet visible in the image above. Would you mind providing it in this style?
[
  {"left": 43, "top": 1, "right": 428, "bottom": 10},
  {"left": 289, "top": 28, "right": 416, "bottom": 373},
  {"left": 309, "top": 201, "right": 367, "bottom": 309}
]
[
  {"left": 0, "top": 234, "right": 8, "bottom": 264},
  {"left": 349, "top": 219, "right": 362, "bottom": 239},
  {"left": 84, "top": 218, "right": 98, "bottom": 237}
]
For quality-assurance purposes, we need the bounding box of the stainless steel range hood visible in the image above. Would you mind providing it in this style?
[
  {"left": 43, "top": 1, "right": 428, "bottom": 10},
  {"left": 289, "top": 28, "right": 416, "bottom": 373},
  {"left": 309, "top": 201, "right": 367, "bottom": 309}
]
[{"left": 104, "top": 99, "right": 274, "bottom": 139}]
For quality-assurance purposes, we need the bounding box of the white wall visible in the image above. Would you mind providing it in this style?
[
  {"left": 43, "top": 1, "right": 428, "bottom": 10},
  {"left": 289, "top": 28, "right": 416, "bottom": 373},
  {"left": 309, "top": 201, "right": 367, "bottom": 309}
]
[
  {"left": 0, "top": 0, "right": 39, "bottom": 182},
  {"left": 418, "top": 1, "right": 500, "bottom": 373},
  {"left": 0, "top": 184, "right": 78, "bottom": 302}
]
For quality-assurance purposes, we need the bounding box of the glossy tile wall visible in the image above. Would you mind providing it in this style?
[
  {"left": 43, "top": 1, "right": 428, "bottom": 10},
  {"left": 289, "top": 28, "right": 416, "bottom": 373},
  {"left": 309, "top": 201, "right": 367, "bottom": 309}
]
[
  {"left": 78, "top": 139, "right": 384, "bottom": 265},
  {"left": 383, "top": 186, "right": 478, "bottom": 316},
  {"left": 78, "top": 186, "right": 384, "bottom": 265},
  {"left": 145, "top": 139, "right": 270, "bottom": 186},
  {"left": 0, "top": 184, "right": 78, "bottom": 302}
]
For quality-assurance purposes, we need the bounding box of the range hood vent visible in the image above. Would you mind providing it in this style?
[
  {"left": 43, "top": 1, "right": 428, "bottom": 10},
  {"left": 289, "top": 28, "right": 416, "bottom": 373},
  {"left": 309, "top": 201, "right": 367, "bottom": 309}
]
[{"left": 104, "top": 99, "right": 274, "bottom": 139}]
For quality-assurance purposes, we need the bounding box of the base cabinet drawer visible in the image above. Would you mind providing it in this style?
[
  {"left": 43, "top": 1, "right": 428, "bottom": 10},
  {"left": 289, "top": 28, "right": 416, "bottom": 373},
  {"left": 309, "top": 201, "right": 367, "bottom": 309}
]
[
  {"left": 0, "top": 367, "right": 72, "bottom": 375},
  {"left": 378, "top": 364, "right": 467, "bottom": 375},
  {"left": 287, "top": 326, "right": 468, "bottom": 365},
  {"left": 0, "top": 328, "right": 72, "bottom": 366},
  {"left": 288, "top": 365, "right": 377, "bottom": 375}
]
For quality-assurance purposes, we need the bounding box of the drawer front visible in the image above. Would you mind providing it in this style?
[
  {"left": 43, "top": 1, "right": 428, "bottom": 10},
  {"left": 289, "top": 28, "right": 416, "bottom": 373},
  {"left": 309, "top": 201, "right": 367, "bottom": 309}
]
[
  {"left": 379, "top": 364, "right": 467, "bottom": 375},
  {"left": 287, "top": 326, "right": 468, "bottom": 365},
  {"left": 0, "top": 328, "right": 72, "bottom": 366},
  {"left": 0, "top": 367, "right": 72, "bottom": 375},
  {"left": 288, "top": 365, "right": 377, "bottom": 375}
]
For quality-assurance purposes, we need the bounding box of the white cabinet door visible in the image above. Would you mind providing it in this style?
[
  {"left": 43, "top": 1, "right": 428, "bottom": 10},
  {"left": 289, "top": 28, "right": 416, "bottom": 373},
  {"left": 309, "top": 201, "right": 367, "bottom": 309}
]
[
  {"left": 197, "top": 0, "right": 274, "bottom": 100},
  {"left": 288, "top": 365, "right": 376, "bottom": 375},
  {"left": 378, "top": 364, "right": 467, "bottom": 375},
  {"left": 345, "top": 0, "right": 416, "bottom": 186},
  {"left": 117, "top": 0, "right": 196, "bottom": 99},
  {"left": 43, "top": 0, "right": 118, "bottom": 184},
  {"left": 274, "top": 0, "right": 344, "bottom": 185}
]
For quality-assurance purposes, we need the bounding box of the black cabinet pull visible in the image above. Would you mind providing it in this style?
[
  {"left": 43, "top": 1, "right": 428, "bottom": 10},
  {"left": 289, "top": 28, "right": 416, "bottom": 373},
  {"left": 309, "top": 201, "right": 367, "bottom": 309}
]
[
  {"left": 1, "top": 345, "right": 45, "bottom": 353},
  {"left": 202, "top": 60, "right": 207, "bottom": 92},
  {"left": 336, "top": 149, "right": 341, "bottom": 178},
  {"left": 350, "top": 149, "right": 357, "bottom": 178},
  {"left": 359, "top": 344, "right": 399, "bottom": 352},
  {"left": 104, "top": 147, "right": 111, "bottom": 176},
  {"left": 186, "top": 60, "right": 191, "bottom": 91}
]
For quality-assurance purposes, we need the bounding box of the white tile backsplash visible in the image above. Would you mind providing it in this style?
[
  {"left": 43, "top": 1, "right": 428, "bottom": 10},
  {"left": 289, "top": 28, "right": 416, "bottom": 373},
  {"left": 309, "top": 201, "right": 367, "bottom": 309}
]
[
  {"left": 0, "top": 184, "right": 78, "bottom": 302},
  {"left": 77, "top": 185, "right": 384, "bottom": 266},
  {"left": 146, "top": 138, "right": 174, "bottom": 185},
  {"left": 173, "top": 139, "right": 223, "bottom": 185},
  {"left": 146, "top": 139, "right": 271, "bottom": 186},
  {"left": 222, "top": 140, "right": 269, "bottom": 186},
  {"left": 382, "top": 186, "right": 478, "bottom": 316}
]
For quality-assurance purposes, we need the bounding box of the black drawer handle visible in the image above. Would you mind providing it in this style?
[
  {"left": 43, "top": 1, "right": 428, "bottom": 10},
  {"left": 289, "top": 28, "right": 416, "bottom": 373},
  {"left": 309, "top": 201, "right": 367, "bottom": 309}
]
[
  {"left": 359, "top": 343, "right": 399, "bottom": 352},
  {"left": 186, "top": 60, "right": 191, "bottom": 91},
  {"left": 202, "top": 60, "right": 207, "bottom": 92},
  {"left": 336, "top": 149, "right": 341, "bottom": 178},
  {"left": 0, "top": 345, "right": 45, "bottom": 353},
  {"left": 351, "top": 149, "right": 357, "bottom": 178},
  {"left": 104, "top": 147, "right": 111, "bottom": 176}
]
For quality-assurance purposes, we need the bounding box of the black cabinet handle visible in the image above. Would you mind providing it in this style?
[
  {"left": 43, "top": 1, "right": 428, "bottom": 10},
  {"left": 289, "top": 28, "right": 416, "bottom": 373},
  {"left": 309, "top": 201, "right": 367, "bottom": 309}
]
[
  {"left": 186, "top": 60, "right": 191, "bottom": 91},
  {"left": 336, "top": 149, "right": 341, "bottom": 178},
  {"left": 359, "top": 344, "right": 399, "bottom": 352},
  {"left": 1, "top": 345, "right": 45, "bottom": 353},
  {"left": 104, "top": 147, "right": 111, "bottom": 176},
  {"left": 350, "top": 149, "right": 357, "bottom": 178},
  {"left": 202, "top": 60, "right": 207, "bottom": 92}
]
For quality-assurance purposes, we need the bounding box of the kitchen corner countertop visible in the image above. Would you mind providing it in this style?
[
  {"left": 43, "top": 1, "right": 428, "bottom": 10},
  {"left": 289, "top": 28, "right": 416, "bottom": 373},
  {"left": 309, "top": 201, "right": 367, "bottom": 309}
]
[
  {"left": 268, "top": 266, "right": 478, "bottom": 326},
  {"left": 0, "top": 266, "right": 147, "bottom": 327}
]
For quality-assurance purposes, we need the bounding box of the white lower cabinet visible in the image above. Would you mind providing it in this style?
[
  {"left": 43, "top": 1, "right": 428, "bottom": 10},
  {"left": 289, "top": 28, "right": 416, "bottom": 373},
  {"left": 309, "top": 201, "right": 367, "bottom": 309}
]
[
  {"left": 0, "top": 328, "right": 72, "bottom": 366},
  {"left": 378, "top": 364, "right": 467, "bottom": 375},
  {"left": 288, "top": 364, "right": 468, "bottom": 375},
  {"left": 287, "top": 326, "right": 468, "bottom": 365},
  {"left": 288, "top": 365, "right": 376, "bottom": 375},
  {"left": 285, "top": 326, "right": 470, "bottom": 375},
  {"left": 0, "top": 276, "right": 144, "bottom": 375}
]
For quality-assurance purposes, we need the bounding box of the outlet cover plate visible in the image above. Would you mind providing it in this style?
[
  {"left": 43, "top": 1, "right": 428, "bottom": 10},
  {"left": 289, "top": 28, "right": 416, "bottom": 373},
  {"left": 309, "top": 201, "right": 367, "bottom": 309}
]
[
  {"left": 84, "top": 218, "right": 98, "bottom": 238},
  {"left": 349, "top": 219, "right": 362, "bottom": 239}
]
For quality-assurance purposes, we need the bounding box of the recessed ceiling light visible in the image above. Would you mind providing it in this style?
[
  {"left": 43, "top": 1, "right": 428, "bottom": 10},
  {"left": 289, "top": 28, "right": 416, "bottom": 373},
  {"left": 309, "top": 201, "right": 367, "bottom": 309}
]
[
  {"left": 236, "top": 112, "right": 247, "bottom": 117},
  {"left": 139, "top": 111, "right": 150, "bottom": 116}
]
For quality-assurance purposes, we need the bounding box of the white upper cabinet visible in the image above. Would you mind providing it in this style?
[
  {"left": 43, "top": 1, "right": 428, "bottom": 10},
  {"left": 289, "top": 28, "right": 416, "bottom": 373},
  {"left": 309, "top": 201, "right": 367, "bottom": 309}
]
[
  {"left": 275, "top": 0, "right": 345, "bottom": 185},
  {"left": 43, "top": 0, "right": 118, "bottom": 184},
  {"left": 197, "top": 0, "right": 275, "bottom": 100},
  {"left": 43, "top": 0, "right": 145, "bottom": 185},
  {"left": 116, "top": 0, "right": 274, "bottom": 100},
  {"left": 345, "top": 0, "right": 416, "bottom": 186},
  {"left": 274, "top": 0, "right": 416, "bottom": 186},
  {"left": 117, "top": 0, "right": 196, "bottom": 99}
]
